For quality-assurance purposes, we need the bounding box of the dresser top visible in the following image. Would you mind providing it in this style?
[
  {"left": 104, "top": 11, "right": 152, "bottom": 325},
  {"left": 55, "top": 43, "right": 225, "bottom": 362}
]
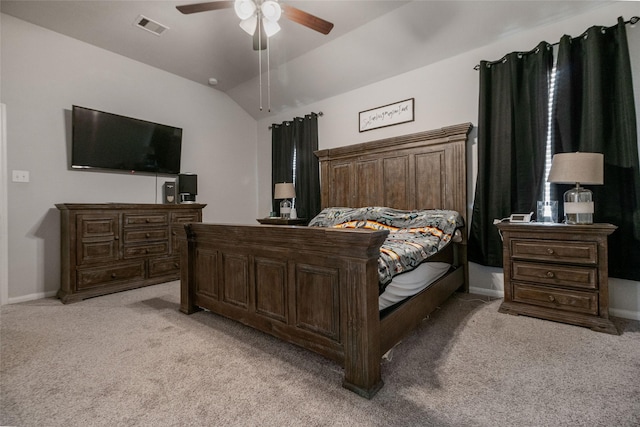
[{"left": 55, "top": 203, "right": 207, "bottom": 211}]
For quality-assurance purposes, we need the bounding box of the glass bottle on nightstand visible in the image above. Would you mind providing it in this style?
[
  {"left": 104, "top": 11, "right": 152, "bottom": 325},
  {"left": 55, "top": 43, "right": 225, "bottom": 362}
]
[
  {"left": 280, "top": 199, "right": 292, "bottom": 218},
  {"left": 564, "top": 184, "right": 593, "bottom": 224}
]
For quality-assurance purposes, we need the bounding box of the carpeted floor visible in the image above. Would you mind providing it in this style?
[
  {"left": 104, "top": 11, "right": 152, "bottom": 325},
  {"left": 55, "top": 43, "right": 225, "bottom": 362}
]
[{"left": 1, "top": 281, "right": 638, "bottom": 427}]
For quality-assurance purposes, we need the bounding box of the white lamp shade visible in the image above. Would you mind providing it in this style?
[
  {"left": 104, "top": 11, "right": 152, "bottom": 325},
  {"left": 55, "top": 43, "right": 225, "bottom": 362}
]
[
  {"left": 547, "top": 152, "right": 604, "bottom": 185},
  {"left": 274, "top": 183, "right": 296, "bottom": 199},
  {"left": 261, "top": 1, "right": 282, "bottom": 22},
  {"left": 262, "top": 19, "right": 281, "bottom": 37},
  {"left": 239, "top": 15, "right": 257, "bottom": 35},
  {"left": 234, "top": 0, "right": 256, "bottom": 20}
]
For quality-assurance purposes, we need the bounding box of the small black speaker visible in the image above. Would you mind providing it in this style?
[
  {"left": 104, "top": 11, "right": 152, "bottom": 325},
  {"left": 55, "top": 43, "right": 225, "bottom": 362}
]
[
  {"left": 178, "top": 173, "right": 197, "bottom": 203},
  {"left": 163, "top": 182, "right": 176, "bottom": 204}
]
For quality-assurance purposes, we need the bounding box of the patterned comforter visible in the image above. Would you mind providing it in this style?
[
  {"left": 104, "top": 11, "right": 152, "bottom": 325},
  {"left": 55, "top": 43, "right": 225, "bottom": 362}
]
[{"left": 308, "top": 207, "right": 464, "bottom": 293}]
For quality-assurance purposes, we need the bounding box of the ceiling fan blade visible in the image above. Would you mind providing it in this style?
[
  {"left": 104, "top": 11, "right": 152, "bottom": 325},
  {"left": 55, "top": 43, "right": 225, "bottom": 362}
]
[
  {"left": 176, "top": 1, "right": 234, "bottom": 15},
  {"left": 253, "top": 20, "right": 267, "bottom": 51},
  {"left": 282, "top": 5, "right": 334, "bottom": 35}
]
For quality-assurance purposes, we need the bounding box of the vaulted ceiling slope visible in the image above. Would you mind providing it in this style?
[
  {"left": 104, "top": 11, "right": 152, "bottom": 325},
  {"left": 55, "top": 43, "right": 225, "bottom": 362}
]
[{"left": 1, "top": 1, "right": 610, "bottom": 119}]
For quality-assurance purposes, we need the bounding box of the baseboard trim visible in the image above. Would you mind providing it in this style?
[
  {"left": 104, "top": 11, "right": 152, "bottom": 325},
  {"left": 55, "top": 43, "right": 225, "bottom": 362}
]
[
  {"left": 7, "top": 290, "right": 57, "bottom": 305},
  {"left": 609, "top": 308, "right": 640, "bottom": 321},
  {"left": 469, "top": 286, "right": 504, "bottom": 299}
]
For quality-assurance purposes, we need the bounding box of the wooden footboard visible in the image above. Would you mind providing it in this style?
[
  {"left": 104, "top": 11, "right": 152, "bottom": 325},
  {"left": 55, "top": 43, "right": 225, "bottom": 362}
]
[{"left": 180, "top": 222, "right": 389, "bottom": 398}]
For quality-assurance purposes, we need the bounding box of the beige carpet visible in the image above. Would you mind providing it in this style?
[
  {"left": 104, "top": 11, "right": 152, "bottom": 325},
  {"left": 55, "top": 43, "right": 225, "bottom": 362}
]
[{"left": 1, "top": 281, "right": 638, "bottom": 427}]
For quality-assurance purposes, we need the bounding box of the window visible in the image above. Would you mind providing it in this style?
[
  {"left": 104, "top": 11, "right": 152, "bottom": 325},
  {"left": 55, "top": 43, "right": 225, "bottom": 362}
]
[{"left": 542, "top": 56, "right": 558, "bottom": 203}]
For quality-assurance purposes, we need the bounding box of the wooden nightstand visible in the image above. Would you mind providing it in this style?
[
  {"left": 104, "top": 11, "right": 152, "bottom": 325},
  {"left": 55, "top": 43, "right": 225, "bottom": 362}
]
[
  {"left": 496, "top": 222, "right": 618, "bottom": 334},
  {"left": 256, "top": 217, "right": 307, "bottom": 225}
]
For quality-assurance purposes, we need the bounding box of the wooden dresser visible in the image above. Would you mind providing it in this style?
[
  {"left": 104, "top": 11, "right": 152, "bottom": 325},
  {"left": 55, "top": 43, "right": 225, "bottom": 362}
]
[
  {"left": 496, "top": 222, "right": 617, "bottom": 334},
  {"left": 56, "top": 203, "right": 206, "bottom": 303}
]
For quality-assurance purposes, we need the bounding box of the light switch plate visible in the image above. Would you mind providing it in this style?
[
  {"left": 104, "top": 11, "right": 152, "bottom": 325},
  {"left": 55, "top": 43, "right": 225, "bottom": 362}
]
[{"left": 12, "top": 170, "right": 30, "bottom": 183}]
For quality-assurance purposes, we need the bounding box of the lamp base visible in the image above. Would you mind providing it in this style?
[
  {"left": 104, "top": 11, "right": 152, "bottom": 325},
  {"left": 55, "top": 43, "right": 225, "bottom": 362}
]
[
  {"left": 280, "top": 199, "right": 292, "bottom": 218},
  {"left": 563, "top": 185, "right": 593, "bottom": 224}
]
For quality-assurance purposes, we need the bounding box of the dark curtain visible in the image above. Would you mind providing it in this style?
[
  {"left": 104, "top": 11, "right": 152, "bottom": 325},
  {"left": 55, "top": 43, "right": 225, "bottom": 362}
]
[
  {"left": 271, "top": 121, "right": 294, "bottom": 214},
  {"left": 468, "top": 42, "right": 553, "bottom": 267},
  {"left": 554, "top": 17, "right": 640, "bottom": 280},
  {"left": 271, "top": 113, "right": 321, "bottom": 220}
]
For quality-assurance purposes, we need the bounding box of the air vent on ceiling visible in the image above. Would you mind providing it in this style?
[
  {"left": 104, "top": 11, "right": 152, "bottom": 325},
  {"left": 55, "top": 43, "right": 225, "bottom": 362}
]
[{"left": 134, "top": 15, "right": 169, "bottom": 36}]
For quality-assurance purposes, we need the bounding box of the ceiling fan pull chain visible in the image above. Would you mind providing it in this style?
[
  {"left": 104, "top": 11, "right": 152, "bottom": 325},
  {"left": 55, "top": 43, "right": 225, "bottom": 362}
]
[
  {"left": 258, "top": 20, "right": 263, "bottom": 111},
  {"left": 267, "top": 34, "right": 271, "bottom": 112}
]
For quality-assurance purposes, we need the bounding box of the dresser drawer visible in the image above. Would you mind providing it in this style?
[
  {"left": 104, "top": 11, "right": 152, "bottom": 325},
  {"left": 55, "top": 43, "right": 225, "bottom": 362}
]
[
  {"left": 171, "top": 211, "right": 200, "bottom": 224},
  {"left": 512, "top": 282, "right": 598, "bottom": 315},
  {"left": 76, "top": 262, "right": 145, "bottom": 290},
  {"left": 76, "top": 214, "right": 121, "bottom": 265},
  {"left": 77, "top": 238, "right": 120, "bottom": 265},
  {"left": 124, "top": 242, "right": 169, "bottom": 258},
  {"left": 77, "top": 213, "right": 119, "bottom": 238},
  {"left": 511, "top": 239, "right": 597, "bottom": 264},
  {"left": 512, "top": 261, "right": 597, "bottom": 290},
  {"left": 149, "top": 256, "right": 180, "bottom": 277},
  {"left": 123, "top": 213, "right": 168, "bottom": 227},
  {"left": 123, "top": 228, "right": 169, "bottom": 244}
]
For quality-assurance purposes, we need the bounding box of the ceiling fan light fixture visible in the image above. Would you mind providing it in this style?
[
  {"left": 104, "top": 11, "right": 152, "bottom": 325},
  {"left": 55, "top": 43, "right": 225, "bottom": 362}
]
[
  {"left": 234, "top": 0, "right": 256, "bottom": 20},
  {"left": 263, "top": 19, "right": 281, "bottom": 37},
  {"left": 239, "top": 15, "right": 258, "bottom": 35},
  {"left": 261, "top": 1, "right": 282, "bottom": 22}
]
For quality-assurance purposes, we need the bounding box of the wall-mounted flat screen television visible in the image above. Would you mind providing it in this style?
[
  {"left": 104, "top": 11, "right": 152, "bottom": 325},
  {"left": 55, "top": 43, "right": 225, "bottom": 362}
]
[{"left": 72, "top": 105, "right": 182, "bottom": 174}]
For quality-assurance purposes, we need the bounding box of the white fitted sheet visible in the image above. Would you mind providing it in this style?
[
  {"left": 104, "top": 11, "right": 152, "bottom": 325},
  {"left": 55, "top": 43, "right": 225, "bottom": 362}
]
[{"left": 378, "top": 262, "right": 451, "bottom": 310}]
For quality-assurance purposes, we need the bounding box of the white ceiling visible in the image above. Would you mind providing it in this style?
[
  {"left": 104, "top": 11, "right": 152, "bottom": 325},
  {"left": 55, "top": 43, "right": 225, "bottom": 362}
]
[{"left": 1, "top": 0, "right": 611, "bottom": 119}]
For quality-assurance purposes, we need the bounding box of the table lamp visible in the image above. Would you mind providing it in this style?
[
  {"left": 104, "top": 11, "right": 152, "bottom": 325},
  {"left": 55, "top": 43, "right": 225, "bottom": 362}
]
[
  {"left": 547, "top": 152, "right": 604, "bottom": 224},
  {"left": 274, "top": 182, "right": 295, "bottom": 218}
]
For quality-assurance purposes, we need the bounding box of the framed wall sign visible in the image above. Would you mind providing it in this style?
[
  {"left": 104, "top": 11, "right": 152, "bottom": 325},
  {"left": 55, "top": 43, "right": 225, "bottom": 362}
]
[{"left": 359, "top": 98, "right": 414, "bottom": 132}]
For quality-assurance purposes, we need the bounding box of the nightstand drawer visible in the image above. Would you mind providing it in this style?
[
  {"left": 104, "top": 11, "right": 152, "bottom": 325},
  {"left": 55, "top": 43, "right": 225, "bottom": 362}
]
[
  {"left": 513, "top": 282, "right": 598, "bottom": 315},
  {"left": 512, "top": 261, "right": 597, "bottom": 290},
  {"left": 511, "top": 239, "right": 597, "bottom": 264}
]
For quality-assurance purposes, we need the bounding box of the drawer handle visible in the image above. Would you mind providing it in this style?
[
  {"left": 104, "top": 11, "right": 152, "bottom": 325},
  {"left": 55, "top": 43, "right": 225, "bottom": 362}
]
[
  {"left": 174, "top": 263, "right": 179, "bottom": 268},
  {"left": 114, "top": 236, "right": 119, "bottom": 240},
  {"left": 548, "top": 295, "right": 555, "bottom": 302},
  {"left": 546, "top": 271, "right": 555, "bottom": 278},
  {"left": 546, "top": 248, "right": 554, "bottom": 255},
  {"left": 111, "top": 273, "right": 117, "bottom": 279},
  {"left": 146, "top": 219, "right": 150, "bottom": 223},
  {"left": 145, "top": 233, "right": 150, "bottom": 238}
]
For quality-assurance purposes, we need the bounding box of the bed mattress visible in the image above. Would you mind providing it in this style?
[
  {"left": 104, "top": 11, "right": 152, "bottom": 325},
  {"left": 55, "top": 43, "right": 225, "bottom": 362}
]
[{"left": 378, "top": 261, "right": 451, "bottom": 310}]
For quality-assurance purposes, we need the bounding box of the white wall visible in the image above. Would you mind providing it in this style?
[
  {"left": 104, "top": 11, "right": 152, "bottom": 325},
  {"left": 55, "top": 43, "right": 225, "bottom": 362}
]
[
  {"left": 1, "top": 14, "right": 258, "bottom": 302},
  {"left": 256, "top": 2, "right": 640, "bottom": 319}
]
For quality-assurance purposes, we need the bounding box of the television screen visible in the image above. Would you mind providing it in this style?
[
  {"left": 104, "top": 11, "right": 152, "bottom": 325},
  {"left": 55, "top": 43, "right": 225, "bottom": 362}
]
[{"left": 72, "top": 105, "right": 182, "bottom": 174}]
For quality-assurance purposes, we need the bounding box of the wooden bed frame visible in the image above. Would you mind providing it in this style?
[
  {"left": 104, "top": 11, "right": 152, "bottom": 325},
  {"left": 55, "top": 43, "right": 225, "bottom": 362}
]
[{"left": 180, "top": 122, "right": 472, "bottom": 398}]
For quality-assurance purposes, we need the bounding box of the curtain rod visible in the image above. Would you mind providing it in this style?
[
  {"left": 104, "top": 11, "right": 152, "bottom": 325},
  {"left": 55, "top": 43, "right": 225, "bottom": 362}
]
[
  {"left": 268, "top": 111, "right": 323, "bottom": 130},
  {"left": 473, "top": 15, "right": 639, "bottom": 70}
]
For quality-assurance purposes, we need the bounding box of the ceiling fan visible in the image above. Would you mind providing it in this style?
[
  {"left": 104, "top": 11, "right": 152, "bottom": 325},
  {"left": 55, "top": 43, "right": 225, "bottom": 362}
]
[{"left": 176, "top": 0, "right": 334, "bottom": 50}]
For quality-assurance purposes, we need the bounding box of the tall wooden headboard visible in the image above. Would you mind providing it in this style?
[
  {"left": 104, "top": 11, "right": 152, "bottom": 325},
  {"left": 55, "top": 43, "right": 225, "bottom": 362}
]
[{"left": 314, "top": 123, "right": 473, "bottom": 225}]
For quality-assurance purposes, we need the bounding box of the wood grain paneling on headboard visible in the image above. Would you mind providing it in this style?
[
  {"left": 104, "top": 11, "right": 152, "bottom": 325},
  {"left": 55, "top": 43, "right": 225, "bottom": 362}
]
[{"left": 314, "top": 123, "right": 473, "bottom": 224}]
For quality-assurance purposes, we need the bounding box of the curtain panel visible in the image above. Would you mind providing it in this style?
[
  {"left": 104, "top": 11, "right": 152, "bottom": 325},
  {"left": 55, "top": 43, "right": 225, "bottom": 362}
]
[
  {"left": 271, "top": 113, "right": 321, "bottom": 220},
  {"left": 469, "top": 42, "right": 553, "bottom": 267},
  {"left": 554, "top": 17, "right": 640, "bottom": 280}
]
